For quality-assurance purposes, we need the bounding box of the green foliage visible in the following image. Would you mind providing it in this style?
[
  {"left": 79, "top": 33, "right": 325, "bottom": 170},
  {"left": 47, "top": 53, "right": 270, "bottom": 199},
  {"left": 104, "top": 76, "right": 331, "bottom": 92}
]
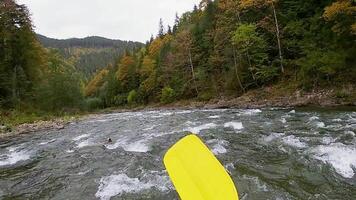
[
  {"left": 255, "top": 66, "right": 279, "bottom": 85},
  {"left": 35, "top": 51, "right": 84, "bottom": 111},
  {"left": 297, "top": 50, "right": 346, "bottom": 88},
  {"left": 0, "top": 0, "right": 45, "bottom": 107},
  {"left": 127, "top": 90, "right": 138, "bottom": 105},
  {"left": 160, "top": 86, "right": 175, "bottom": 104},
  {"left": 112, "top": 94, "right": 127, "bottom": 106},
  {"left": 85, "top": 97, "right": 103, "bottom": 111}
]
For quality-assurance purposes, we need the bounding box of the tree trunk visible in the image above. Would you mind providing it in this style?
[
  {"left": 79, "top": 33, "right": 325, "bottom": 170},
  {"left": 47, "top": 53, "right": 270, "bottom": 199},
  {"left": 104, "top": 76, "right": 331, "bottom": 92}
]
[
  {"left": 272, "top": 2, "right": 284, "bottom": 74},
  {"left": 188, "top": 48, "right": 199, "bottom": 96},
  {"left": 233, "top": 46, "right": 245, "bottom": 93},
  {"left": 12, "top": 65, "right": 17, "bottom": 103},
  {"left": 245, "top": 50, "right": 259, "bottom": 87}
]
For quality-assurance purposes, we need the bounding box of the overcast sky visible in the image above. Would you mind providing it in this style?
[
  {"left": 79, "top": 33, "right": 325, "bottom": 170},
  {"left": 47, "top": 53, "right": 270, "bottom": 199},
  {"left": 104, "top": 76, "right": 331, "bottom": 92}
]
[{"left": 17, "top": 0, "right": 201, "bottom": 42}]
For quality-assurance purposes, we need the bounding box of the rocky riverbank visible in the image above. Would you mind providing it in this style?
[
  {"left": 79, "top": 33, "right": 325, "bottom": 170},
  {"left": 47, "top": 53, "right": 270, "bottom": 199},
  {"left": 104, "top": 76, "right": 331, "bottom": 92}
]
[
  {"left": 155, "top": 86, "right": 356, "bottom": 110},
  {"left": 0, "top": 119, "right": 67, "bottom": 138},
  {"left": 1, "top": 86, "right": 355, "bottom": 139}
]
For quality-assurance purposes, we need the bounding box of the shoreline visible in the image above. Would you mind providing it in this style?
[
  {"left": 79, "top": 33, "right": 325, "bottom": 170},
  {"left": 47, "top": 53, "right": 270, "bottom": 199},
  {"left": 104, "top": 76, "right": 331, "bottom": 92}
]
[{"left": 1, "top": 87, "right": 355, "bottom": 139}]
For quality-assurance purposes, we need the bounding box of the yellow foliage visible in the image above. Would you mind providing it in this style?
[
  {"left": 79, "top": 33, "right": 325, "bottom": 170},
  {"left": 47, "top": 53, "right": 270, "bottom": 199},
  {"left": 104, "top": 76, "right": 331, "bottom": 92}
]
[
  {"left": 323, "top": 0, "right": 354, "bottom": 21},
  {"left": 140, "top": 56, "right": 156, "bottom": 78},
  {"left": 84, "top": 69, "right": 109, "bottom": 97},
  {"left": 239, "top": 0, "right": 277, "bottom": 9},
  {"left": 323, "top": 0, "right": 356, "bottom": 34},
  {"left": 148, "top": 35, "right": 173, "bottom": 58},
  {"left": 149, "top": 38, "right": 163, "bottom": 58},
  {"left": 116, "top": 55, "right": 135, "bottom": 84},
  {"left": 352, "top": 23, "right": 356, "bottom": 34}
]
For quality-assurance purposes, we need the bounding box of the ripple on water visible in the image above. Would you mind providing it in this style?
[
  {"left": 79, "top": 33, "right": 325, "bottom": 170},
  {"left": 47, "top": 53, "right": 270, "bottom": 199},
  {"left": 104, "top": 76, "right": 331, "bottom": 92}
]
[
  {"left": 242, "top": 174, "right": 268, "bottom": 192},
  {"left": 95, "top": 172, "right": 171, "bottom": 200},
  {"left": 311, "top": 143, "right": 356, "bottom": 178}
]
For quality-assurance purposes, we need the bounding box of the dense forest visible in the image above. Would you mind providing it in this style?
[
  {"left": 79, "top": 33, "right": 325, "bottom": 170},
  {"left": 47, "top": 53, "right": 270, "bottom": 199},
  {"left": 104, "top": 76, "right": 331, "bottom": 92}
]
[
  {"left": 0, "top": 0, "right": 134, "bottom": 117},
  {"left": 37, "top": 34, "right": 142, "bottom": 78},
  {"left": 0, "top": 0, "right": 355, "bottom": 119},
  {"left": 85, "top": 0, "right": 355, "bottom": 108}
]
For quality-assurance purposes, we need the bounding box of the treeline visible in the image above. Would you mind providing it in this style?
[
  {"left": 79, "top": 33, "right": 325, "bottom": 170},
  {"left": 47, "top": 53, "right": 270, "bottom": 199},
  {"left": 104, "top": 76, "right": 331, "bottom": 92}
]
[
  {"left": 37, "top": 34, "right": 143, "bottom": 78},
  {"left": 0, "top": 0, "right": 145, "bottom": 115},
  {"left": 85, "top": 0, "right": 356, "bottom": 108},
  {"left": 37, "top": 34, "right": 141, "bottom": 49},
  {"left": 0, "top": 0, "right": 86, "bottom": 112}
]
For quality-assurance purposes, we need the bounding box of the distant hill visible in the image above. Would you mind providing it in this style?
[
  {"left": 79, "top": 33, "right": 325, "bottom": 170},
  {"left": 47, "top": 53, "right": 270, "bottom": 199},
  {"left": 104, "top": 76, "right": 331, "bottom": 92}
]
[{"left": 36, "top": 34, "right": 143, "bottom": 78}]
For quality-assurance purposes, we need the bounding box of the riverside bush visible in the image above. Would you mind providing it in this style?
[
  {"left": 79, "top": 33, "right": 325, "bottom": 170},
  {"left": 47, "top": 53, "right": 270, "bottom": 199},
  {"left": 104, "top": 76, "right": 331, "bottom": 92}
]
[{"left": 160, "top": 87, "right": 175, "bottom": 104}]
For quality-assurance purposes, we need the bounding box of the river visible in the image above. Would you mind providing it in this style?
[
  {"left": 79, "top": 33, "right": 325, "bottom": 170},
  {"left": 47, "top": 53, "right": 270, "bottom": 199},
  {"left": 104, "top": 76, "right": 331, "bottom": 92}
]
[{"left": 0, "top": 108, "right": 355, "bottom": 199}]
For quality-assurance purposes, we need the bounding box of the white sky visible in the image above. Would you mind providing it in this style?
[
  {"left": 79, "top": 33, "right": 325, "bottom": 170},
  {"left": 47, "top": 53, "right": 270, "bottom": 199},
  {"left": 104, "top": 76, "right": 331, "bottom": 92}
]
[{"left": 17, "top": 0, "right": 201, "bottom": 42}]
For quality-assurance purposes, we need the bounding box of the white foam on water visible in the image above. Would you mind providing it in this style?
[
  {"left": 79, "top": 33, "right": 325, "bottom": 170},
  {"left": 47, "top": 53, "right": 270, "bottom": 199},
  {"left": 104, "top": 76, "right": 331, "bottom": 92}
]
[
  {"left": 175, "top": 110, "right": 193, "bottom": 114},
  {"left": 124, "top": 140, "right": 150, "bottom": 153},
  {"left": 309, "top": 116, "right": 319, "bottom": 121},
  {"left": 280, "top": 117, "right": 287, "bottom": 124},
  {"left": 73, "top": 134, "right": 90, "bottom": 141},
  {"left": 225, "top": 163, "right": 235, "bottom": 174},
  {"left": 66, "top": 149, "right": 74, "bottom": 153},
  {"left": 212, "top": 144, "right": 227, "bottom": 155},
  {"left": 308, "top": 116, "right": 325, "bottom": 128},
  {"left": 242, "top": 109, "right": 262, "bottom": 115},
  {"left": 77, "top": 140, "right": 94, "bottom": 148},
  {"left": 316, "top": 122, "right": 326, "bottom": 128},
  {"left": 282, "top": 135, "right": 307, "bottom": 148},
  {"left": 224, "top": 122, "right": 244, "bottom": 130},
  {"left": 242, "top": 175, "right": 268, "bottom": 192},
  {"left": 78, "top": 170, "right": 91, "bottom": 175},
  {"left": 0, "top": 147, "right": 32, "bottom": 167},
  {"left": 289, "top": 110, "right": 296, "bottom": 114},
  {"left": 208, "top": 115, "right": 220, "bottom": 119},
  {"left": 345, "top": 131, "right": 355, "bottom": 136},
  {"left": 332, "top": 118, "right": 342, "bottom": 122},
  {"left": 151, "top": 112, "right": 173, "bottom": 118},
  {"left": 142, "top": 125, "right": 156, "bottom": 131},
  {"left": 106, "top": 138, "right": 150, "bottom": 152},
  {"left": 95, "top": 173, "right": 171, "bottom": 200},
  {"left": 321, "top": 137, "right": 336, "bottom": 145},
  {"left": 311, "top": 143, "right": 356, "bottom": 178},
  {"left": 207, "top": 139, "right": 229, "bottom": 155},
  {"left": 39, "top": 139, "right": 56, "bottom": 145},
  {"left": 185, "top": 123, "right": 218, "bottom": 134},
  {"left": 262, "top": 133, "right": 285, "bottom": 143}
]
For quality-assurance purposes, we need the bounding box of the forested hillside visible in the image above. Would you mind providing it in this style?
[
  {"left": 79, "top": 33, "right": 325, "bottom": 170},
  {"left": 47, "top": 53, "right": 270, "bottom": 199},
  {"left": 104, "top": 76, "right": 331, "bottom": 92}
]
[
  {"left": 1, "top": 0, "right": 355, "bottom": 123},
  {"left": 37, "top": 34, "right": 143, "bottom": 78},
  {"left": 0, "top": 0, "right": 138, "bottom": 121},
  {"left": 85, "top": 0, "right": 355, "bottom": 108}
]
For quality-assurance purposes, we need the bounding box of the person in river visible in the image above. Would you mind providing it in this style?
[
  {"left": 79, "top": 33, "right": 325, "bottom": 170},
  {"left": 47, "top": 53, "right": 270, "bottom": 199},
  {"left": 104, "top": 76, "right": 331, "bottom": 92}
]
[{"left": 107, "top": 138, "right": 112, "bottom": 143}]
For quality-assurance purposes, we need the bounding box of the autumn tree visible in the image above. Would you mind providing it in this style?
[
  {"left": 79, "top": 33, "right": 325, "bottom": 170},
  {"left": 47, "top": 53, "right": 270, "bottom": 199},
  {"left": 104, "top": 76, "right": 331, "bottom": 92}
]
[{"left": 323, "top": 0, "right": 356, "bottom": 35}]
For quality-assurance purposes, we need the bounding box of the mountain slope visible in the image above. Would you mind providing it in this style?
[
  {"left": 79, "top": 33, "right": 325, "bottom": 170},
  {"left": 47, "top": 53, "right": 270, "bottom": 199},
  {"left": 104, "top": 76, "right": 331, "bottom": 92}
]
[{"left": 37, "top": 34, "right": 143, "bottom": 78}]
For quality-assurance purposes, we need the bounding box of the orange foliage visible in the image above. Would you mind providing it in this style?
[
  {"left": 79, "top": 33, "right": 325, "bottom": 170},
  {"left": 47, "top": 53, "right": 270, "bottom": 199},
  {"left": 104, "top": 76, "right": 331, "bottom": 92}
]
[{"left": 84, "top": 69, "right": 109, "bottom": 97}]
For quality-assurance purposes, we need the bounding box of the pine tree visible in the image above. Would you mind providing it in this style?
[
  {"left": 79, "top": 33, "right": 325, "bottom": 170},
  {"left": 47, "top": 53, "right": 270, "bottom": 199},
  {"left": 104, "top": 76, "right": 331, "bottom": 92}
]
[{"left": 158, "top": 18, "right": 165, "bottom": 38}]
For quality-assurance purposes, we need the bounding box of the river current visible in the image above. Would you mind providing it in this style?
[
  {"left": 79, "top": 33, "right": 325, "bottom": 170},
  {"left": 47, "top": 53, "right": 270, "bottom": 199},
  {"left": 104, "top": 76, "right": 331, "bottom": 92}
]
[{"left": 0, "top": 108, "right": 355, "bottom": 199}]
